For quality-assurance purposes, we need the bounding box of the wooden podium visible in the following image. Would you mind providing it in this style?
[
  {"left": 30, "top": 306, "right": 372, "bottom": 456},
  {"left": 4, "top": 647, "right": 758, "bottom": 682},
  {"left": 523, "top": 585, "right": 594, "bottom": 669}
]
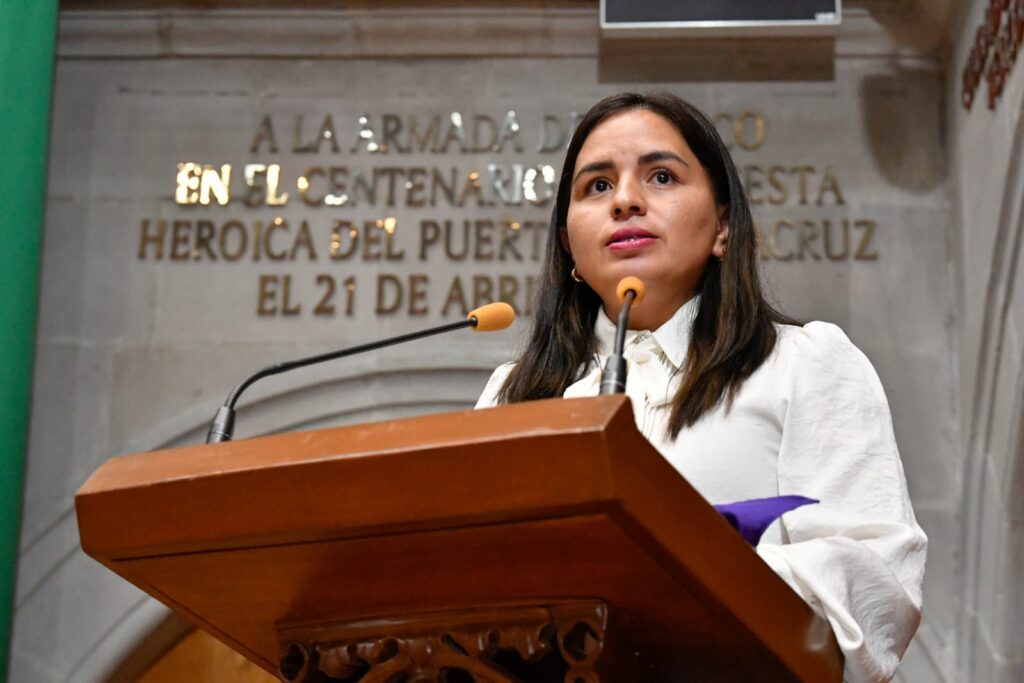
[{"left": 76, "top": 396, "right": 842, "bottom": 682}]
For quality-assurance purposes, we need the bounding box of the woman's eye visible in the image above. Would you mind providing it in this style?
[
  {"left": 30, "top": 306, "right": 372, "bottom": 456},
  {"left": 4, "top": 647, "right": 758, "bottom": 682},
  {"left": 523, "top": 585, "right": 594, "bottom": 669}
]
[
  {"left": 590, "top": 179, "right": 611, "bottom": 193},
  {"left": 653, "top": 170, "right": 673, "bottom": 185}
]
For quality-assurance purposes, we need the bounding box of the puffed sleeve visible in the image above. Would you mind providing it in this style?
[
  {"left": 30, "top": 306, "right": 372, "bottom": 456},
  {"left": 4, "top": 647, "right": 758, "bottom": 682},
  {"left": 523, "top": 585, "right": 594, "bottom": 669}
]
[
  {"left": 755, "top": 323, "right": 927, "bottom": 683},
  {"left": 475, "top": 362, "right": 515, "bottom": 409}
]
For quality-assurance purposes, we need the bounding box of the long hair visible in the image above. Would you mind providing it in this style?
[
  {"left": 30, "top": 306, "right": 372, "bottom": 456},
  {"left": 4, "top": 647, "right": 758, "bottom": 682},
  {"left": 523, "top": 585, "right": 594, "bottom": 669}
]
[{"left": 499, "top": 92, "right": 794, "bottom": 436}]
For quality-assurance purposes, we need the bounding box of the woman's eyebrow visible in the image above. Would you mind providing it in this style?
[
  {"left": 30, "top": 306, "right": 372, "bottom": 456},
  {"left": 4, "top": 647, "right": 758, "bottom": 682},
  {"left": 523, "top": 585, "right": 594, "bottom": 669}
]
[
  {"left": 573, "top": 160, "right": 613, "bottom": 184},
  {"left": 638, "top": 150, "right": 688, "bottom": 167}
]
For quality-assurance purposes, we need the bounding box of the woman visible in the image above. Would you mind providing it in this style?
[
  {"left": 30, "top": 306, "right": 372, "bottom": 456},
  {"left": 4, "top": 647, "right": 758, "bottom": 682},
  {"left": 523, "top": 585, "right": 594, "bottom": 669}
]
[{"left": 476, "top": 92, "right": 926, "bottom": 682}]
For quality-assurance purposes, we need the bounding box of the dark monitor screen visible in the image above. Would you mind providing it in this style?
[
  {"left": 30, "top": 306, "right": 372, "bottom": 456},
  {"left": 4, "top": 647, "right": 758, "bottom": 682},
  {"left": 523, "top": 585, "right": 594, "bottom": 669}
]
[{"left": 604, "top": 0, "right": 839, "bottom": 25}]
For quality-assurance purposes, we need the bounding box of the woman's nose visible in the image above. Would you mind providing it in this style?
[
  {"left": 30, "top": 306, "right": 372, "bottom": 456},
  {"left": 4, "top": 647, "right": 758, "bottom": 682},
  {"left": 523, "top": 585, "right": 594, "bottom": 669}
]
[{"left": 611, "top": 175, "right": 646, "bottom": 218}]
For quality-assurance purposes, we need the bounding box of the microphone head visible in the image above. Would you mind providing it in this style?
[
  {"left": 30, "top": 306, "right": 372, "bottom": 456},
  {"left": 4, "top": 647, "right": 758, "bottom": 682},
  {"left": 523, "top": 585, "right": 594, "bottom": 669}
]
[
  {"left": 468, "top": 302, "right": 516, "bottom": 332},
  {"left": 616, "top": 276, "right": 646, "bottom": 304}
]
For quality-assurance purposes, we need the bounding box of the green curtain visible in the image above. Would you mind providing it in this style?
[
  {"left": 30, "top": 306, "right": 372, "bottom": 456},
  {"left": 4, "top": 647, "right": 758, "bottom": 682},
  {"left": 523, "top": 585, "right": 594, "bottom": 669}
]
[{"left": 0, "top": 2, "right": 59, "bottom": 680}]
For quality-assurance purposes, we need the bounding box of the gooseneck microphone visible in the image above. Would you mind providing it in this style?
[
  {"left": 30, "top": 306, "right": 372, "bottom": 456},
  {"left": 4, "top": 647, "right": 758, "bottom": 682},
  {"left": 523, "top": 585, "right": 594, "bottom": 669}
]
[
  {"left": 599, "top": 277, "right": 646, "bottom": 395},
  {"left": 205, "top": 302, "right": 516, "bottom": 444}
]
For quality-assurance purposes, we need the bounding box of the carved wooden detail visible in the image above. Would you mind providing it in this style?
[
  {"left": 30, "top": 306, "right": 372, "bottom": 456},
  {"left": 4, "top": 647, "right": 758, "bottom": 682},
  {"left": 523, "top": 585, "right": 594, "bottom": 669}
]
[{"left": 276, "top": 601, "right": 606, "bottom": 683}]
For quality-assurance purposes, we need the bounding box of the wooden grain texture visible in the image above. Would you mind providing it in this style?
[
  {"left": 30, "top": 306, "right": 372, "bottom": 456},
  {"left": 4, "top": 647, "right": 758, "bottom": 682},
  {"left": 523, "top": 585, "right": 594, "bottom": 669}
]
[
  {"left": 137, "top": 628, "right": 277, "bottom": 683},
  {"left": 76, "top": 396, "right": 842, "bottom": 682}
]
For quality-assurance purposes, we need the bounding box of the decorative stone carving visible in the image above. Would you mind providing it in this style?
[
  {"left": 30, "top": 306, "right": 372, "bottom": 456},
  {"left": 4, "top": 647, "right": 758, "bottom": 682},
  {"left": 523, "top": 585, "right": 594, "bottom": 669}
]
[{"left": 277, "top": 601, "right": 606, "bottom": 683}]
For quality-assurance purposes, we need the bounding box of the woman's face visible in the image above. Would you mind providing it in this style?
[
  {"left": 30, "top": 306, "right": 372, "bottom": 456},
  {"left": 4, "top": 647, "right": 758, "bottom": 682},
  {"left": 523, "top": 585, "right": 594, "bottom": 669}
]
[{"left": 564, "top": 109, "right": 728, "bottom": 330}]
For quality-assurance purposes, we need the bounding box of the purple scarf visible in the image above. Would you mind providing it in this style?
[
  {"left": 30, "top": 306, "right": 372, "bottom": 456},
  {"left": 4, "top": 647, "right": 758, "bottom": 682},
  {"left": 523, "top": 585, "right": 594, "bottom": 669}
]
[{"left": 713, "top": 495, "right": 818, "bottom": 546}]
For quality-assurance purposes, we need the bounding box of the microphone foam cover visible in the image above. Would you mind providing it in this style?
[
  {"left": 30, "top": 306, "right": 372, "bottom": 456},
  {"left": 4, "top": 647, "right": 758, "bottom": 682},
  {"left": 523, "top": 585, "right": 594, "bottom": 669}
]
[
  {"left": 616, "top": 276, "right": 646, "bottom": 304},
  {"left": 468, "top": 302, "right": 516, "bottom": 332}
]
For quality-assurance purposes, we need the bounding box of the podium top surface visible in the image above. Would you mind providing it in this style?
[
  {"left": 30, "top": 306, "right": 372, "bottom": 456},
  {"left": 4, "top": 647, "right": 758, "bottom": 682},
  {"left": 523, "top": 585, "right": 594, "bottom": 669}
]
[{"left": 76, "top": 396, "right": 841, "bottom": 681}]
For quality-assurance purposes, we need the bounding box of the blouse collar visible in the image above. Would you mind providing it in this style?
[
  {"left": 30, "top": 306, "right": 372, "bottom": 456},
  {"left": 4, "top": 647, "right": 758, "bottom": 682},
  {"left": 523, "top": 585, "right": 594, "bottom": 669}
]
[{"left": 594, "top": 294, "right": 701, "bottom": 370}]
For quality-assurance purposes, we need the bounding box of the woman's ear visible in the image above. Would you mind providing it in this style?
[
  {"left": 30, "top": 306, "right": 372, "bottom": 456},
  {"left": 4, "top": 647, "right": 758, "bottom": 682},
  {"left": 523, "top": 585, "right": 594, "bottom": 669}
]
[
  {"left": 559, "top": 225, "right": 572, "bottom": 254},
  {"left": 712, "top": 208, "right": 730, "bottom": 259}
]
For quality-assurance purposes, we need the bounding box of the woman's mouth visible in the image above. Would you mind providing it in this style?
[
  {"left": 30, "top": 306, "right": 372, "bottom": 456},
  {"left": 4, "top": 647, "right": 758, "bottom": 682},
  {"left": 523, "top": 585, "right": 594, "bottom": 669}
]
[{"left": 607, "top": 227, "right": 658, "bottom": 251}]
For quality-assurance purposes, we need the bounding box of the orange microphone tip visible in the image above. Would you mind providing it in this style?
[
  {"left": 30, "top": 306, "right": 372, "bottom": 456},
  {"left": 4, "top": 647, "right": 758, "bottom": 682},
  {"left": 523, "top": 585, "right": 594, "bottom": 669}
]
[
  {"left": 468, "top": 301, "right": 516, "bottom": 332},
  {"left": 616, "top": 276, "right": 646, "bottom": 304}
]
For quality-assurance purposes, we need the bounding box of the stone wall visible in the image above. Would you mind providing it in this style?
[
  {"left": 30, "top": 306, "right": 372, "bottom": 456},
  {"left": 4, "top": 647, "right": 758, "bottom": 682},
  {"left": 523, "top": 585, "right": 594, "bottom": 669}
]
[
  {"left": 946, "top": 0, "right": 1024, "bottom": 681},
  {"left": 13, "top": 5, "right": 963, "bottom": 681}
]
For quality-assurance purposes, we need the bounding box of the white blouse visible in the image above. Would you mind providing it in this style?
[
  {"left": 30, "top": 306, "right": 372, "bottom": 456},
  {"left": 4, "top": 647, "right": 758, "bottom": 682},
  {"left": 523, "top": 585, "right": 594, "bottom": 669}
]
[{"left": 476, "top": 297, "right": 927, "bottom": 683}]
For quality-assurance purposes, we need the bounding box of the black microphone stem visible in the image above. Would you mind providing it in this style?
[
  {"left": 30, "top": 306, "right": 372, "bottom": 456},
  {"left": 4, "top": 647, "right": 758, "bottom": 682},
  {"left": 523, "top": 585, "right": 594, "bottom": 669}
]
[
  {"left": 206, "top": 318, "right": 475, "bottom": 444},
  {"left": 599, "top": 289, "right": 637, "bottom": 395}
]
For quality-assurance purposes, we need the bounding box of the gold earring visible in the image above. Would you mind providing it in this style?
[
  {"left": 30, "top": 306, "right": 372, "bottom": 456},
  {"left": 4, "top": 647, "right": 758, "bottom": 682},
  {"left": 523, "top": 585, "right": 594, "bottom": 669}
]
[{"left": 571, "top": 266, "right": 584, "bottom": 283}]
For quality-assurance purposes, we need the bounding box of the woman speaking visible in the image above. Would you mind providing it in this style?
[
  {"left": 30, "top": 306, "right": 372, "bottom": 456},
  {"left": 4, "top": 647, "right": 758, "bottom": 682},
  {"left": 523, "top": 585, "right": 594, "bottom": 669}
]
[{"left": 476, "top": 92, "right": 926, "bottom": 683}]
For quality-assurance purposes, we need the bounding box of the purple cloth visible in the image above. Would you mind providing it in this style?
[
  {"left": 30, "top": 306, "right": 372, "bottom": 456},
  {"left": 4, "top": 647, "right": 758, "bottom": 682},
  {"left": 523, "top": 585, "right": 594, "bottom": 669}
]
[{"left": 713, "top": 495, "right": 818, "bottom": 546}]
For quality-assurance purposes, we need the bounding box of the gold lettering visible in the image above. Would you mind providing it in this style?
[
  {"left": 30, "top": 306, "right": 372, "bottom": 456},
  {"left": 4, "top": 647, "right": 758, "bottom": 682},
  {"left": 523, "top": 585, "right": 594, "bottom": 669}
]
[
  {"left": 823, "top": 219, "right": 850, "bottom": 260},
  {"left": 536, "top": 114, "right": 566, "bottom": 153},
  {"left": 472, "top": 275, "right": 494, "bottom": 309},
  {"left": 735, "top": 112, "right": 766, "bottom": 151},
  {"left": 445, "top": 220, "right": 469, "bottom": 260},
  {"left": 290, "top": 220, "right": 317, "bottom": 261},
  {"left": 138, "top": 219, "right": 166, "bottom": 260},
  {"left": 768, "top": 166, "right": 789, "bottom": 205},
  {"left": 475, "top": 220, "right": 495, "bottom": 260},
  {"left": 299, "top": 167, "right": 326, "bottom": 206},
  {"left": 457, "top": 170, "right": 491, "bottom": 207},
  {"left": 220, "top": 220, "right": 247, "bottom": 261},
  {"left": 243, "top": 164, "right": 267, "bottom": 207},
  {"left": 375, "top": 274, "right": 402, "bottom": 314},
  {"left": 221, "top": 222, "right": 246, "bottom": 262},
  {"left": 377, "top": 167, "right": 402, "bottom": 207},
  {"left": 471, "top": 115, "right": 498, "bottom": 153},
  {"left": 768, "top": 220, "right": 796, "bottom": 261},
  {"left": 315, "top": 115, "right": 340, "bottom": 154},
  {"left": 257, "top": 274, "right": 278, "bottom": 316},
  {"left": 326, "top": 167, "right": 349, "bottom": 207},
  {"left": 381, "top": 114, "right": 409, "bottom": 153},
  {"left": 408, "top": 274, "right": 429, "bottom": 315},
  {"left": 745, "top": 165, "right": 765, "bottom": 205},
  {"left": 250, "top": 115, "right": 279, "bottom": 154},
  {"left": 436, "top": 112, "right": 468, "bottom": 154},
  {"left": 854, "top": 220, "right": 879, "bottom": 260},
  {"left": 171, "top": 221, "right": 191, "bottom": 261},
  {"left": 364, "top": 220, "right": 384, "bottom": 261},
  {"left": 495, "top": 110, "right": 524, "bottom": 153},
  {"left": 498, "top": 275, "right": 519, "bottom": 312},
  {"left": 409, "top": 114, "right": 441, "bottom": 153},
  {"left": 405, "top": 167, "right": 428, "bottom": 208},
  {"left": 431, "top": 167, "right": 457, "bottom": 207},
  {"left": 265, "top": 164, "right": 289, "bottom": 206},
  {"left": 199, "top": 164, "right": 231, "bottom": 206},
  {"left": 488, "top": 164, "right": 523, "bottom": 205},
  {"left": 419, "top": 220, "right": 441, "bottom": 261},
  {"left": 817, "top": 167, "right": 846, "bottom": 205},
  {"left": 350, "top": 114, "right": 382, "bottom": 154},
  {"left": 441, "top": 275, "right": 469, "bottom": 317},
  {"left": 792, "top": 165, "right": 815, "bottom": 205},
  {"left": 330, "top": 220, "right": 358, "bottom": 260},
  {"left": 798, "top": 221, "right": 822, "bottom": 260},
  {"left": 384, "top": 220, "right": 405, "bottom": 261},
  {"left": 313, "top": 274, "right": 336, "bottom": 316},
  {"left": 499, "top": 221, "right": 523, "bottom": 261},
  {"left": 175, "top": 163, "right": 201, "bottom": 204},
  {"left": 350, "top": 168, "right": 376, "bottom": 207},
  {"left": 523, "top": 165, "right": 556, "bottom": 205},
  {"left": 292, "top": 115, "right": 313, "bottom": 153},
  {"left": 252, "top": 220, "right": 263, "bottom": 261},
  {"left": 194, "top": 220, "right": 217, "bottom": 260},
  {"left": 280, "top": 275, "right": 300, "bottom": 316}
]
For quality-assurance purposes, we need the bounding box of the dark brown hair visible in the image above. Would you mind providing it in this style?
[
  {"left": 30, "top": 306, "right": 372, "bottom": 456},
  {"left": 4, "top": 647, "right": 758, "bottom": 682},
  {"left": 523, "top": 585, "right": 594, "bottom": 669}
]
[{"left": 498, "top": 92, "right": 793, "bottom": 436}]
